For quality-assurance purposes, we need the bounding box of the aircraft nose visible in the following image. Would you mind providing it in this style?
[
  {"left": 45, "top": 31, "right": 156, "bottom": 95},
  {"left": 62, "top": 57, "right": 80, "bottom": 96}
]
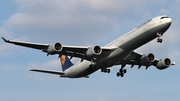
[
  {"left": 159, "top": 18, "right": 172, "bottom": 33},
  {"left": 162, "top": 18, "right": 172, "bottom": 28},
  {"left": 166, "top": 18, "right": 172, "bottom": 24},
  {"left": 166, "top": 18, "right": 172, "bottom": 27}
]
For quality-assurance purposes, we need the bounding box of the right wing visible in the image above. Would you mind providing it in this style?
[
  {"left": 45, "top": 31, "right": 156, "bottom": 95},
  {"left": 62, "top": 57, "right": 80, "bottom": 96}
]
[{"left": 2, "top": 37, "right": 115, "bottom": 61}]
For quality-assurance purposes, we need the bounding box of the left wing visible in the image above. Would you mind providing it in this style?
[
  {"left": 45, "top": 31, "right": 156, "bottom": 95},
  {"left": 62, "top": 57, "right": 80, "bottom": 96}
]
[
  {"left": 2, "top": 37, "right": 49, "bottom": 50},
  {"left": 117, "top": 51, "right": 175, "bottom": 70},
  {"left": 2, "top": 37, "right": 115, "bottom": 61}
]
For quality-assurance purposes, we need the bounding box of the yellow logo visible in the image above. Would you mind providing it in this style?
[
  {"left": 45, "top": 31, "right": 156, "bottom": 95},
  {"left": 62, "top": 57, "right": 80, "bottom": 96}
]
[{"left": 61, "top": 55, "right": 66, "bottom": 65}]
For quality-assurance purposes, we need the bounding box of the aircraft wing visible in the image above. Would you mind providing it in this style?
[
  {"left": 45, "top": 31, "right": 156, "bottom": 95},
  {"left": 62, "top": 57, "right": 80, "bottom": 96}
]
[
  {"left": 2, "top": 37, "right": 114, "bottom": 61},
  {"left": 2, "top": 37, "right": 49, "bottom": 50},
  {"left": 117, "top": 51, "right": 175, "bottom": 69},
  {"left": 30, "top": 69, "right": 65, "bottom": 75}
]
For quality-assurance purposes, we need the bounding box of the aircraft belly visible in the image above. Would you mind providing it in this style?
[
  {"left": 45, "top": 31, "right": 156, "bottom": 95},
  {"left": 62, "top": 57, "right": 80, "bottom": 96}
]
[
  {"left": 75, "top": 68, "right": 98, "bottom": 78},
  {"left": 65, "top": 60, "right": 96, "bottom": 78},
  {"left": 96, "top": 48, "right": 131, "bottom": 67}
]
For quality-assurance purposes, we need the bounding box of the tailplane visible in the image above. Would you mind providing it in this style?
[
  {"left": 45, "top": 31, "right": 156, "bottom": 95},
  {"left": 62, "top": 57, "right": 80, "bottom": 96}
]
[{"left": 60, "top": 55, "right": 73, "bottom": 71}]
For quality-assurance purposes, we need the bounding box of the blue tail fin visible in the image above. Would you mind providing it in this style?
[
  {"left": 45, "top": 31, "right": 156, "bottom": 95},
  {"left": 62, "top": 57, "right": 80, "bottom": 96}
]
[{"left": 60, "top": 55, "right": 73, "bottom": 71}]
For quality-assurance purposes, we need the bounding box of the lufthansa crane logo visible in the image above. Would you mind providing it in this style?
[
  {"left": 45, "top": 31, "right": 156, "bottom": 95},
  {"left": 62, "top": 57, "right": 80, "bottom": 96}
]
[{"left": 61, "top": 55, "right": 66, "bottom": 65}]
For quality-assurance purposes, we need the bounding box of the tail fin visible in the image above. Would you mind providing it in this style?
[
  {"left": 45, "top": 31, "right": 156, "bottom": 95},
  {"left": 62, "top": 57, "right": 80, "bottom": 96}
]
[{"left": 60, "top": 55, "right": 73, "bottom": 71}]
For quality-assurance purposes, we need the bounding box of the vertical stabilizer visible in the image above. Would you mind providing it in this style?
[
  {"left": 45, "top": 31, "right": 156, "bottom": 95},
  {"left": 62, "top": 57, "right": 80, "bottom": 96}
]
[{"left": 60, "top": 55, "right": 73, "bottom": 71}]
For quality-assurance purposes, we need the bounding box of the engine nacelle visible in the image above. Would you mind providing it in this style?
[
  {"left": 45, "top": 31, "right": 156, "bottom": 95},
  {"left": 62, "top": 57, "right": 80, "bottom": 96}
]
[
  {"left": 140, "top": 53, "right": 155, "bottom": 65},
  {"left": 86, "top": 46, "right": 102, "bottom": 58},
  {"left": 47, "top": 42, "right": 62, "bottom": 55},
  {"left": 156, "top": 58, "right": 171, "bottom": 70}
]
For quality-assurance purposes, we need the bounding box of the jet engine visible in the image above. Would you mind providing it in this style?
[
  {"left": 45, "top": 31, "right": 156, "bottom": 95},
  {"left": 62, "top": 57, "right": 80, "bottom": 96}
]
[
  {"left": 86, "top": 46, "right": 102, "bottom": 58},
  {"left": 156, "top": 58, "right": 171, "bottom": 70},
  {"left": 47, "top": 42, "right": 62, "bottom": 55},
  {"left": 140, "top": 53, "right": 155, "bottom": 65}
]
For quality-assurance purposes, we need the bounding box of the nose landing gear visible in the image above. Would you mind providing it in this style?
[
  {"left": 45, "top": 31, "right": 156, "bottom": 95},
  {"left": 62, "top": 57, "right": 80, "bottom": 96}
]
[
  {"left": 157, "top": 38, "right": 163, "bottom": 43},
  {"left": 157, "top": 33, "right": 163, "bottom": 43}
]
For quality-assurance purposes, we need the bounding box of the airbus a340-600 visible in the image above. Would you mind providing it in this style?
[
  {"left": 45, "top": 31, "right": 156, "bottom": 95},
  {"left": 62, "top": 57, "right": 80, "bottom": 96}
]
[{"left": 2, "top": 15, "right": 175, "bottom": 78}]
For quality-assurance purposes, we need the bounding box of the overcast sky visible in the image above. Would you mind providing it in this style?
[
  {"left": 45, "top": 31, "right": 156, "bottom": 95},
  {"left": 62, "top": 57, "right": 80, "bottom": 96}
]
[{"left": 1, "top": 0, "right": 180, "bottom": 101}]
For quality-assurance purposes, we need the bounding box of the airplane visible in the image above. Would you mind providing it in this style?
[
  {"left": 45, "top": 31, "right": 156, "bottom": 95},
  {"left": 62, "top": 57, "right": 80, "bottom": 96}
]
[{"left": 2, "top": 15, "right": 175, "bottom": 78}]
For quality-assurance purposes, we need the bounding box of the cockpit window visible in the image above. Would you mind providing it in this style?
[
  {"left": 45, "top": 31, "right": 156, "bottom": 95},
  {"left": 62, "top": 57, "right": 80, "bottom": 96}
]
[{"left": 160, "top": 16, "right": 169, "bottom": 19}]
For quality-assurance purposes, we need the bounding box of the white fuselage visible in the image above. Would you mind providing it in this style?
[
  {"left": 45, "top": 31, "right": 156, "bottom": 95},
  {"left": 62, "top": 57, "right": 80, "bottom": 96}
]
[{"left": 62, "top": 16, "right": 172, "bottom": 78}]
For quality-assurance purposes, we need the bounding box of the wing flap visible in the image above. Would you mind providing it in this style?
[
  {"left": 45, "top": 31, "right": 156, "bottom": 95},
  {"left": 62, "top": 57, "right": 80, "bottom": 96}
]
[{"left": 30, "top": 69, "right": 65, "bottom": 75}]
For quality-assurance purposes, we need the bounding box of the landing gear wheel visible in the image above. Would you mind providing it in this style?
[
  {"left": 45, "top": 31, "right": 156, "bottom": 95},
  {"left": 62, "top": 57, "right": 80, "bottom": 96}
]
[
  {"left": 157, "top": 38, "right": 163, "bottom": 43},
  {"left": 123, "top": 69, "right": 127, "bottom": 74},
  {"left": 101, "top": 68, "right": 110, "bottom": 73},
  {"left": 120, "top": 73, "right": 124, "bottom": 77},
  {"left": 117, "top": 72, "right": 124, "bottom": 77},
  {"left": 101, "top": 68, "right": 104, "bottom": 72},
  {"left": 117, "top": 72, "right": 120, "bottom": 77},
  {"left": 119, "top": 69, "right": 127, "bottom": 74},
  {"left": 119, "top": 69, "right": 123, "bottom": 73},
  {"left": 117, "top": 68, "right": 126, "bottom": 77},
  {"left": 107, "top": 69, "right": 110, "bottom": 73}
]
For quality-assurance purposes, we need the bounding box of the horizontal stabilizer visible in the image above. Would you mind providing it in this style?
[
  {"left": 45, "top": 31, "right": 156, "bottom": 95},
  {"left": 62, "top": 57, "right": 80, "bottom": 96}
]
[{"left": 30, "top": 69, "right": 65, "bottom": 75}]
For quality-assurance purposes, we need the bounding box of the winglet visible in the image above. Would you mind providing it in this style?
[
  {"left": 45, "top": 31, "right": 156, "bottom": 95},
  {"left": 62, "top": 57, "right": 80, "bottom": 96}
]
[{"left": 2, "top": 37, "right": 9, "bottom": 42}]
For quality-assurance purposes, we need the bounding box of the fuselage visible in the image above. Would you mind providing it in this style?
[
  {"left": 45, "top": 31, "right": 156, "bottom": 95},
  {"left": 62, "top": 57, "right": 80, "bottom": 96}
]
[{"left": 62, "top": 15, "right": 172, "bottom": 78}]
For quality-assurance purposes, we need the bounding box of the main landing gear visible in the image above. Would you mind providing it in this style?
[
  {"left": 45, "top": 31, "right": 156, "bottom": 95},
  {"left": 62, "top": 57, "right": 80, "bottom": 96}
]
[
  {"left": 101, "top": 68, "right": 110, "bottom": 73},
  {"left": 117, "top": 61, "right": 127, "bottom": 77},
  {"left": 117, "top": 68, "right": 127, "bottom": 77}
]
